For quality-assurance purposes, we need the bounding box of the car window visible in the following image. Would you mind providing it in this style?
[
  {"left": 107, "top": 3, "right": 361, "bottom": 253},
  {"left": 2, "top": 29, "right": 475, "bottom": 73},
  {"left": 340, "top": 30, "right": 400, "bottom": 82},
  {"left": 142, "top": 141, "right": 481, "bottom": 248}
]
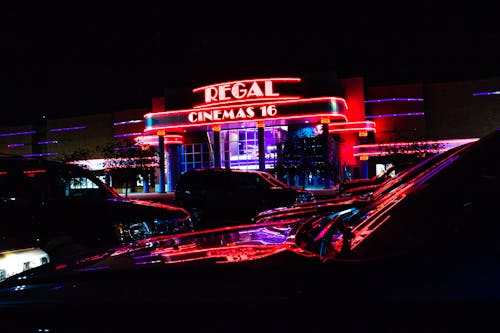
[
  {"left": 259, "top": 172, "right": 288, "bottom": 188},
  {"left": 230, "top": 173, "right": 269, "bottom": 190}
]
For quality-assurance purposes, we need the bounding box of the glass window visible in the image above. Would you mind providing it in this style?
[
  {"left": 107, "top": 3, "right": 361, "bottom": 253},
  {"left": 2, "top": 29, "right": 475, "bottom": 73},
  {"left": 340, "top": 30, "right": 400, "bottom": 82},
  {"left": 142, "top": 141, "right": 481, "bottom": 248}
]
[
  {"left": 181, "top": 143, "right": 212, "bottom": 173},
  {"left": 220, "top": 126, "right": 287, "bottom": 171}
]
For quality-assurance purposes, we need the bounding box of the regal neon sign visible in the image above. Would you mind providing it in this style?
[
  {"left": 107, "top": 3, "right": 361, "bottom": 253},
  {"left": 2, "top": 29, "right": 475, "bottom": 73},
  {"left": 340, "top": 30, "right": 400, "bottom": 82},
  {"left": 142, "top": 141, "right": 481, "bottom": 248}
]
[
  {"left": 201, "top": 81, "right": 278, "bottom": 103},
  {"left": 192, "top": 78, "right": 301, "bottom": 108}
]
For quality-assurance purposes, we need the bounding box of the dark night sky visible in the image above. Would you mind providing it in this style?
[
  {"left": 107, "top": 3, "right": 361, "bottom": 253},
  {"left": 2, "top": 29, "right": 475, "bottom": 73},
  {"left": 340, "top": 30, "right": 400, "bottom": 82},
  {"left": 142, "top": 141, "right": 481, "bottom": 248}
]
[{"left": 1, "top": 3, "right": 499, "bottom": 126}]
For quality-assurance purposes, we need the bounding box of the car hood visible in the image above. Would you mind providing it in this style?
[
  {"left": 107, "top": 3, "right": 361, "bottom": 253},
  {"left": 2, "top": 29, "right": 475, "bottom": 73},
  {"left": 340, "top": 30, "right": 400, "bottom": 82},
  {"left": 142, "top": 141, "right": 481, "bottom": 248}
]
[
  {"left": 27, "top": 220, "right": 315, "bottom": 270},
  {"left": 104, "top": 197, "right": 189, "bottom": 220},
  {"left": 1, "top": 218, "right": 497, "bottom": 330},
  {"left": 6, "top": 195, "right": 189, "bottom": 223},
  {"left": 252, "top": 197, "right": 365, "bottom": 223},
  {"left": 0, "top": 221, "right": 322, "bottom": 306}
]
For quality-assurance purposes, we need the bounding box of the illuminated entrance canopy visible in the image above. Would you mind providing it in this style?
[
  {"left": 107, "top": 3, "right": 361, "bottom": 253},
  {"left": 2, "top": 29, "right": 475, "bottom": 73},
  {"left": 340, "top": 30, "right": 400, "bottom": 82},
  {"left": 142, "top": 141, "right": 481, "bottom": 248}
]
[{"left": 144, "top": 77, "right": 348, "bottom": 133}]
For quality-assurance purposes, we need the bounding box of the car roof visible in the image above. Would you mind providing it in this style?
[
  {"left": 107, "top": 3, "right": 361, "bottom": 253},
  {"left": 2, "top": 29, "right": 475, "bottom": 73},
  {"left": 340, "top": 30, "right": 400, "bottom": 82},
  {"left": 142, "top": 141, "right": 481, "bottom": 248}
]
[
  {"left": 182, "top": 168, "right": 267, "bottom": 175},
  {"left": 0, "top": 155, "right": 82, "bottom": 171}
]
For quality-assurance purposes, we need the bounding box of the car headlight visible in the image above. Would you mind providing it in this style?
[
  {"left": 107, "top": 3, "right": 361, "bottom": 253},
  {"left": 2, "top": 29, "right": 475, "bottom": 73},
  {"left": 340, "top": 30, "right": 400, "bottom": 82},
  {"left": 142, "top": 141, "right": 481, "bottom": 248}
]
[
  {"left": 295, "top": 192, "right": 315, "bottom": 204},
  {"left": 115, "top": 216, "right": 194, "bottom": 242},
  {"left": 152, "top": 216, "right": 194, "bottom": 235},
  {"left": 0, "top": 248, "right": 50, "bottom": 282}
]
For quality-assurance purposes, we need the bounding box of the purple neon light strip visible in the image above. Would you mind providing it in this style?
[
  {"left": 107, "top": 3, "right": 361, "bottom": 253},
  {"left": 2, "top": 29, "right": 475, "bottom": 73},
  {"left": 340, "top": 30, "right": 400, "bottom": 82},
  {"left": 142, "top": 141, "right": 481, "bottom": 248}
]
[
  {"left": 365, "top": 112, "right": 424, "bottom": 119},
  {"left": 114, "top": 119, "right": 144, "bottom": 126},
  {"left": 472, "top": 91, "right": 500, "bottom": 96},
  {"left": 0, "top": 130, "right": 36, "bottom": 137},
  {"left": 114, "top": 132, "right": 143, "bottom": 138},
  {"left": 23, "top": 152, "right": 58, "bottom": 157},
  {"left": 7, "top": 143, "right": 25, "bottom": 147},
  {"left": 413, "top": 155, "right": 460, "bottom": 187},
  {"left": 114, "top": 146, "right": 141, "bottom": 151},
  {"left": 364, "top": 98, "right": 424, "bottom": 103},
  {"left": 48, "top": 126, "right": 86, "bottom": 132},
  {"left": 37, "top": 140, "right": 59, "bottom": 145},
  {"left": 75, "top": 265, "right": 110, "bottom": 272}
]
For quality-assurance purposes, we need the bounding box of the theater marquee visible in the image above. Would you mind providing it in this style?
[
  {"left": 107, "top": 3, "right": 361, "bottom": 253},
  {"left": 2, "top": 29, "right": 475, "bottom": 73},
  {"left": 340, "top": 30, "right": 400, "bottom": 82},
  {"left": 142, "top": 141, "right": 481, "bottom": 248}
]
[{"left": 144, "top": 77, "right": 348, "bottom": 133}]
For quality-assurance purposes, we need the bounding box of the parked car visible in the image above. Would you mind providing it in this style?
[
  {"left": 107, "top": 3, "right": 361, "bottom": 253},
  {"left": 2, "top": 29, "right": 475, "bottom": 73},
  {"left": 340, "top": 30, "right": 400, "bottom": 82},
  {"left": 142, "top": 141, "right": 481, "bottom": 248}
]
[
  {"left": 252, "top": 143, "right": 469, "bottom": 224},
  {"left": 1, "top": 129, "right": 499, "bottom": 331},
  {"left": 0, "top": 238, "right": 50, "bottom": 282},
  {"left": 0, "top": 155, "right": 193, "bottom": 263},
  {"left": 174, "top": 168, "right": 315, "bottom": 229}
]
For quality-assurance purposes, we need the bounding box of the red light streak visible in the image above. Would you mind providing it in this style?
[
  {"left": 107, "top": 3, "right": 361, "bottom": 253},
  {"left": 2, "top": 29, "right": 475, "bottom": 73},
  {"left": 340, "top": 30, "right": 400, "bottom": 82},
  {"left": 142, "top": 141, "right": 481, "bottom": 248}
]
[
  {"left": 23, "top": 169, "right": 46, "bottom": 175},
  {"left": 136, "top": 134, "right": 184, "bottom": 145},
  {"left": 329, "top": 121, "right": 376, "bottom": 133},
  {"left": 152, "top": 244, "right": 289, "bottom": 265}
]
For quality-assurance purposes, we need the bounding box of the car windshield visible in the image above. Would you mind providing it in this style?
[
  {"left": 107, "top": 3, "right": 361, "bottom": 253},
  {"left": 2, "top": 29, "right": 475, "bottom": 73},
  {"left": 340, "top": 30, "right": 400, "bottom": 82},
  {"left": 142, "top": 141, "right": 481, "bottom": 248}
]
[
  {"left": 366, "top": 142, "right": 473, "bottom": 200},
  {"left": 292, "top": 140, "right": 481, "bottom": 258},
  {"left": 258, "top": 171, "right": 289, "bottom": 188}
]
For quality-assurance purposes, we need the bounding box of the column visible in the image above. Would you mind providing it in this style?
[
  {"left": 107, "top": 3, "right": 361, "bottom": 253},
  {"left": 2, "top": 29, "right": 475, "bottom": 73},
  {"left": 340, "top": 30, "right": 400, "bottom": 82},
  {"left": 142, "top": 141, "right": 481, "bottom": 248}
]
[
  {"left": 321, "top": 117, "right": 331, "bottom": 188},
  {"left": 359, "top": 131, "right": 369, "bottom": 178},
  {"left": 257, "top": 121, "right": 265, "bottom": 171},
  {"left": 157, "top": 130, "right": 165, "bottom": 193},
  {"left": 167, "top": 143, "right": 181, "bottom": 192},
  {"left": 213, "top": 125, "right": 221, "bottom": 168}
]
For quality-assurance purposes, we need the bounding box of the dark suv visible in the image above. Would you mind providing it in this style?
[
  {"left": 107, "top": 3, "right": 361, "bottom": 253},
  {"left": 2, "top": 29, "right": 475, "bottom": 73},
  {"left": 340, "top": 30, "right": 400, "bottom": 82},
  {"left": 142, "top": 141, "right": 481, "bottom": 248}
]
[
  {"left": 174, "top": 168, "right": 315, "bottom": 229},
  {"left": 0, "top": 156, "right": 193, "bottom": 262}
]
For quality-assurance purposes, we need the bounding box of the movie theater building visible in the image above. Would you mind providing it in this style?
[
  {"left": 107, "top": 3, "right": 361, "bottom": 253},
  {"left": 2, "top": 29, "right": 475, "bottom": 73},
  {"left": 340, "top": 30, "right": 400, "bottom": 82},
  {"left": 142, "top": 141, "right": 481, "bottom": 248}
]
[
  {"left": 1, "top": 73, "right": 497, "bottom": 193},
  {"left": 142, "top": 73, "right": 359, "bottom": 191}
]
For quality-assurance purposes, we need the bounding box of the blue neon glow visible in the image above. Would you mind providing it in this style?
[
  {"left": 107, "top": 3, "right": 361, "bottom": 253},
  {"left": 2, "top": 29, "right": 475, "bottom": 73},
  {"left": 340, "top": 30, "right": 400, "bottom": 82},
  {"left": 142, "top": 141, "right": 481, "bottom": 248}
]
[
  {"left": 472, "top": 91, "right": 500, "bottom": 96},
  {"left": 365, "top": 98, "right": 424, "bottom": 103},
  {"left": 114, "top": 132, "right": 143, "bottom": 138},
  {"left": 37, "top": 140, "right": 59, "bottom": 145},
  {"left": 114, "top": 146, "right": 141, "bottom": 151},
  {"left": 114, "top": 119, "right": 144, "bottom": 126},
  {"left": 365, "top": 112, "right": 424, "bottom": 119},
  {"left": 23, "top": 152, "right": 58, "bottom": 157},
  {"left": 48, "top": 126, "right": 86, "bottom": 132},
  {"left": 0, "top": 130, "right": 36, "bottom": 137}
]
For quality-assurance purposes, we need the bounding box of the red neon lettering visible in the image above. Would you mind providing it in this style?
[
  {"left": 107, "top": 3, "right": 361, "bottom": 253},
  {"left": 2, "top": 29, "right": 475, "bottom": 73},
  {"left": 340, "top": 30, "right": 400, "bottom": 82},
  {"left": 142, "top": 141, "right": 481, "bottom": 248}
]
[
  {"left": 246, "top": 82, "right": 264, "bottom": 98},
  {"left": 265, "top": 81, "right": 279, "bottom": 97},
  {"left": 187, "top": 107, "right": 256, "bottom": 123},
  {"left": 223, "top": 109, "right": 235, "bottom": 120},
  {"left": 205, "top": 87, "right": 218, "bottom": 103},
  {"left": 202, "top": 80, "right": 279, "bottom": 103},
  {"left": 231, "top": 82, "right": 246, "bottom": 99},
  {"left": 218, "top": 84, "right": 231, "bottom": 101}
]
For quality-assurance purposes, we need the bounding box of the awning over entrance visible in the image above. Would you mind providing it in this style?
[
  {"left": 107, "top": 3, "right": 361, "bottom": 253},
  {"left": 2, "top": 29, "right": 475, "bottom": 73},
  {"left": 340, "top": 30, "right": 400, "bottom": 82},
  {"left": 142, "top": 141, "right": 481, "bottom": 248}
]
[{"left": 144, "top": 96, "right": 348, "bottom": 134}]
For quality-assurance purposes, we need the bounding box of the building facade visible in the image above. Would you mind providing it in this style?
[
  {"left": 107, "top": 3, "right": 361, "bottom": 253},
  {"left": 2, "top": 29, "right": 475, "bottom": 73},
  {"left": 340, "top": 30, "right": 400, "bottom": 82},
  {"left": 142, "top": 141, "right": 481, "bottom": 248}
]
[{"left": 1, "top": 73, "right": 498, "bottom": 193}]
